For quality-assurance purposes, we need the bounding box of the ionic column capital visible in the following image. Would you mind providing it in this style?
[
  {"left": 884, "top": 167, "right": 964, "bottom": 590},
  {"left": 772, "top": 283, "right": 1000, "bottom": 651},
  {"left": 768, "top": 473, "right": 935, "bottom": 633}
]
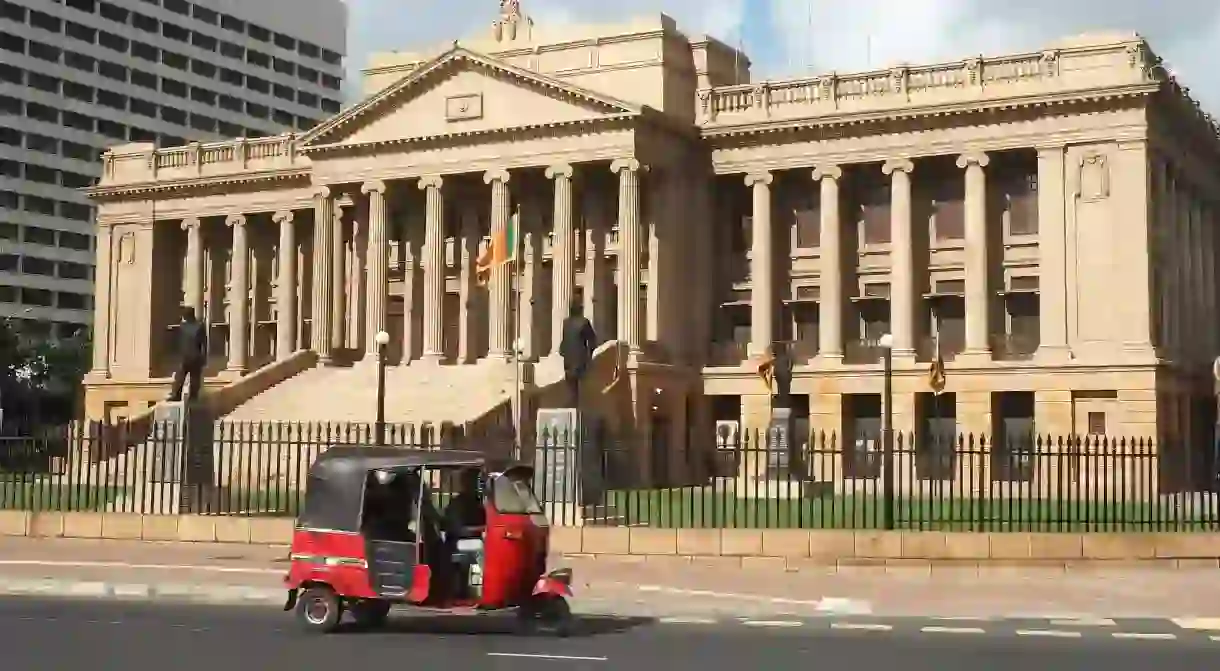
[
  {"left": 882, "top": 158, "right": 915, "bottom": 175},
  {"left": 272, "top": 210, "right": 294, "bottom": 225},
  {"left": 483, "top": 168, "right": 510, "bottom": 185},
  {"left": 361, "top": 179, "right": 387, "bottom": 195},
  {"left": 225, "top": 213, "right": 247, "bottom": 228},
  {"left": 545, "top": 163, "right": 574, "bottom": 180},
  {"left": 812, "top": 165, "right": 842, "bottom": 182},
  {"left": 610, "top": 158, "right": 641, "bottom": 175},
  {"left": 418, "top": 174, "right": 444, "bottom": 191},
  {"left": 180, "top": 217, "right": 201, "bottom": 231},
  {"left": 312, "top": 185, "right": 331, "bottom": 200},
  {"left": 745, "top": 171, "right": 773, "bottom": 187},
  {"left": 956, "top": 151, "right": 991, "bottom": 169}
]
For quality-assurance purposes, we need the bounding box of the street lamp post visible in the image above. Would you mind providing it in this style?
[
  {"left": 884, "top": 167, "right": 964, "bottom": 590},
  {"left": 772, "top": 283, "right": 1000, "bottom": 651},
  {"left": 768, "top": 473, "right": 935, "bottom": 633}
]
[
  {"left": 878, "top": 333, "right": 895, "bottom": 530},
  {"left": 374, "top": 330, "right": 390, "bottom": 446}
]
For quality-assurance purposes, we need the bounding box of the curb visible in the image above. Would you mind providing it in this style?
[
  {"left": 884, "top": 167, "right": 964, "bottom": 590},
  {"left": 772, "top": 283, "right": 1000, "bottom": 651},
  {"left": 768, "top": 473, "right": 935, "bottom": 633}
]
[{"left": 0, "top": 578, "right": 286, "bottom": 606}]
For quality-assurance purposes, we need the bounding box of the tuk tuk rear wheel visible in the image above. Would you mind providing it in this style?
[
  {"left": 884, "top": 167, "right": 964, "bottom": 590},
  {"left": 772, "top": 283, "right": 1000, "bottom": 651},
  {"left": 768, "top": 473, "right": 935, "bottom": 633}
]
[
  {"left": 296, "top": 587, "right": 342, "bottom": 634},
  {"left": 350, "top": 600, "right": 391, "bottom": 629}
]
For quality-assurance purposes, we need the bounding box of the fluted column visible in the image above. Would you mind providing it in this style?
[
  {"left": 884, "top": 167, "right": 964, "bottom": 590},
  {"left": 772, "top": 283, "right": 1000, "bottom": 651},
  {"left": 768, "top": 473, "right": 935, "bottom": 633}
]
[
  {"left": 457, "top": 207, "right": 479, "bottom": 363},
  {"left": 612, "top": 158, "right": 643, "bottom": 353},
  {"left": 813, "top": 166, "right": 843, "bottom": 360},
  {"left": 882, "top": 158, "right": 915, "bottom": 355},
  {"left": 401, "top": 240, "right": 419, "bottom": 365},
  {"left": 330, "top": 196, "right": 349, "bottom": 352},
  {"left": 1035, "top": 146, "right": 1069, "bottom": 361},
  {"left": 90, "top": 224, "right": 113, "bottom": 376},
  {"left": 745, "top": 170, "right": 774, "bottom": 358},
  {"left": 957, "top": 151, "right": 991, "bottom": 356},
  {"left": 181, "top": 217, "right": 205, "bottom": 319},
  {"left": 484, "top": 168, "right": 512, "bottom": 360},
  {"left": 362, "top": 179, "right": 389, "bottom": 354},
  {"left": 273, "top": 211, "right": 297, "bottom": 360},
  {"left": 226, "top": 213, "right": 249, "bottom": 372},
  {"left": 420, "top": 175, "right": 445, "bottom": 361},
  {"left": 547, "top": 163, "right": 575, "bottom": 354},
  {"left": 310, "top": 187, "right": 334, "bottom": 362}
]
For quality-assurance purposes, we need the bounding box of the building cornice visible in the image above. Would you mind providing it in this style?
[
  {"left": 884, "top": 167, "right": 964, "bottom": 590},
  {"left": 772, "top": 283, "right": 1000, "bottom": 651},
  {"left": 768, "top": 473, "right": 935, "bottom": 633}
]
[{"left": 84, "top": 168, "right": 310, "bottom": 201}]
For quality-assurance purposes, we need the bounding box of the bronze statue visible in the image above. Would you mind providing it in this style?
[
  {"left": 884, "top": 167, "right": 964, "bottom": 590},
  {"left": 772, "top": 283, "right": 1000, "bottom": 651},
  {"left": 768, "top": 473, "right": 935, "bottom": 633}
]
[
  {"left": 559, "top": 301, "right": 596, "bottom": 407},
  {"left": 771, "top": 341, "right": 793, "bottom": 409},
  {"left": 168, "top": 306, "right": 207, "bottom": 402}
]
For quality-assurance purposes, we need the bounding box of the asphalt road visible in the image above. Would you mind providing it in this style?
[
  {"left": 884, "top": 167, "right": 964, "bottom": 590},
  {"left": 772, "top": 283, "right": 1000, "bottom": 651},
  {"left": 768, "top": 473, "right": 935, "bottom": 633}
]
[{"left": 1, "top": 598, "right": 1218, "bottom": 669}]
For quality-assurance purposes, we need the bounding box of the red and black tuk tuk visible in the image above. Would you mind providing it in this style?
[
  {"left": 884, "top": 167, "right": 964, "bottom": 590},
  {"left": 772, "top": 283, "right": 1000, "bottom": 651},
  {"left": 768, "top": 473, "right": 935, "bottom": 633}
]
[{"left": 283, "top": 446, "right": 574, "bottom": 634}]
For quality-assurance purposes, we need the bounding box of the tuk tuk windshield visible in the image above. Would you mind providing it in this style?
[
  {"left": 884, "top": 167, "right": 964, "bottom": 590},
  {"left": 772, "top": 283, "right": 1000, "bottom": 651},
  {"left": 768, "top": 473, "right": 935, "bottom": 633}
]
[{"left": 491, "top": 470, "right": 543, "bottom": 515}]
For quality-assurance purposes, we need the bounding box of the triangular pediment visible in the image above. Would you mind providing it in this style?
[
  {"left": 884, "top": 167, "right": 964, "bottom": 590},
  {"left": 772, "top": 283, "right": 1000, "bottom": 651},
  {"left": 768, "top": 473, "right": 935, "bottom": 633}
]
[{"left": 300, "top": 46, "right": 642, "bottom": 149}]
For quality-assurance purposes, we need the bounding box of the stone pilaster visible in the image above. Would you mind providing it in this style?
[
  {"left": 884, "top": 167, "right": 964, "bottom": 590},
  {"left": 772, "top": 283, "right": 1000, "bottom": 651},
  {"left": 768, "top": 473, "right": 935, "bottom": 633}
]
[
  {"left": 583, "top": 194, "right": 611, "bottom": 341},
  {"left": 882, "top": 158, "right": 915, "bottom": 356},
  {"left": 546, "top": 163, "right": 575, "bottom": 354},
  {"left": 420, "top": 175, "right": 445, "bottom": 362},
  {"left": 813, "top": 166, "right": 843, "bottom": 361},
  {"left": 273, "top": 210, "right": 296, "bottom": 360},
  {"left": 226, "top": 213, "right": 249, "bottom": 373},
  {"left": 310, "top": 186, "right": 334, "bottom": 363},
  {"left": 957, "top": 151, "right": 991, "bottom": 357},
  {"left": 362, "top": 179, "right": 389, "bottom": 354},
  {"left": 612, "top": 158, "right": 643, "bottom": 353},
  {"left": 484, "top": 168, "right": 512, "bottom": 361},
  {"left": 90, "top": 224, "right": 113, "bottom": 376},
  {"left": 744, "top": 171, "right": 773, "bottom": 358},
  {"left": 401, "top": 239, "right": 419, "bottom": 366},
  {"left": 1035, "top": 146, "right": 1069, "bottom": 362},
  {"left": 181, "top": 217, "right": 204, "bottom": 319}
]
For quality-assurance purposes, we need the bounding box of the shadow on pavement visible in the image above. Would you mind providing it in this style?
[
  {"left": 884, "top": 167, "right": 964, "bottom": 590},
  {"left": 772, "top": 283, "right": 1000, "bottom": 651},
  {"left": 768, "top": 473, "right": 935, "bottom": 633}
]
[{"left": 338, "top": 612, "right": 655, "bottom": 638}]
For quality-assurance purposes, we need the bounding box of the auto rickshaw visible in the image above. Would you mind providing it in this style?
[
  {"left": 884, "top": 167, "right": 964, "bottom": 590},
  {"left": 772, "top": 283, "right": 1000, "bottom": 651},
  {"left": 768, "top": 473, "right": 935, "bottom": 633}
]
[{"left": 282, "top": 446, "right": 575, "bottom": 635}]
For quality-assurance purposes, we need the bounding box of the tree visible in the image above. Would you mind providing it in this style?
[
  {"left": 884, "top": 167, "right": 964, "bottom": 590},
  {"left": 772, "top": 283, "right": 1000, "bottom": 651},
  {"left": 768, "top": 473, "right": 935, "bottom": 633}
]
[{"left": 0, "top": 322, "right": 90, "bottom": 429}]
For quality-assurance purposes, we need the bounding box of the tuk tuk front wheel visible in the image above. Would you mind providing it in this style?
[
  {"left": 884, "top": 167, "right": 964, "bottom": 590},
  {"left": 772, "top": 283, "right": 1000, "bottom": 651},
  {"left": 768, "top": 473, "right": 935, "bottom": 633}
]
[
  {"left": 296, "top": 587, "right": 343, "bottom": 634},
  {"left": 349, "top": 600, "right": 391, "bottom": 629},
  {"left": 518, "top": 595, "right": 572, "bottom": 638}
]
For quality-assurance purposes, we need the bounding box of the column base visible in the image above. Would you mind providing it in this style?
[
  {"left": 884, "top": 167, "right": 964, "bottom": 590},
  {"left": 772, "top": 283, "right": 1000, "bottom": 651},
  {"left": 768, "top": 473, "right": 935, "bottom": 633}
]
[
  {"left": 223, "top": 365, "right": 247, "bottom": 377},
  {"left": 1034, "top": 344, "right": 1072, "bottom": 365},
  {"left": 419, "top": 353, "right": 444, "bottom": 365}
]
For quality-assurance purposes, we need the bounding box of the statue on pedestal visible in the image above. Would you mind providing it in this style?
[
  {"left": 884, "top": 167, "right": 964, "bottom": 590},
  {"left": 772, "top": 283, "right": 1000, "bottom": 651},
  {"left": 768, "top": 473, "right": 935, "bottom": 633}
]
[
  {"left": 770, "top": 341, "right": 794, "bottom": 411},
  {"left": 559, "top": 301, "right": 596, "bottom": 408},
  {"left": 168, "top": 306, "right": 207, "bottom": 402}
]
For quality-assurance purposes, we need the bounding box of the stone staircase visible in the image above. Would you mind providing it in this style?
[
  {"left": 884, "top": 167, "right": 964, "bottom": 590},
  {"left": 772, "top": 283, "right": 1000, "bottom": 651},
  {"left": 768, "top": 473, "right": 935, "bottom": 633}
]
[{"left": 224, "top": 359, "right": 521, "bottom": 425}]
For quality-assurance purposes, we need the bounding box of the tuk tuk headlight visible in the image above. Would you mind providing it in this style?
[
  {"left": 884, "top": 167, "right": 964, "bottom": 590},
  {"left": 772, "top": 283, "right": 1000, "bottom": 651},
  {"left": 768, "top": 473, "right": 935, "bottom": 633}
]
[{"left": 375, "top": 469, "right": 396, "bottom": 485}]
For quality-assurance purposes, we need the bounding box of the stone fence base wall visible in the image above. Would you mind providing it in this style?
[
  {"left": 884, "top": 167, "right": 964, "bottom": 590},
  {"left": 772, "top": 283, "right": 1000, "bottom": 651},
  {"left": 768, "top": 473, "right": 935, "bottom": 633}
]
[{"left": 3, "top": 511, "right": 1219, "bottom": 571}]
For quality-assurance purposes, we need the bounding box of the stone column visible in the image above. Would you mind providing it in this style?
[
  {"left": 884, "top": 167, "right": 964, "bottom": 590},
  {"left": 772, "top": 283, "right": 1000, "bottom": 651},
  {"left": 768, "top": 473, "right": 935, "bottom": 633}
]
[
  {"left": 744, "top": 170, "right": 774, "bottom": 358},
  {"left": 310, "top": 187, "right": 334, "bottom": 363},
  {"left": 612, "top": 158, "right": 644, "bottom": 353},
  {"left": 958, "top": 151, "right": 991, "bottom": 356},
  {"left": 420, "top": 175, "right": 445, "bottom": 362},
  {"left": 546, "top": 163, "right": 575, "bottom": 354},
  {"left": 90, "top": 224, "right": 113, "bottom": 376},
  {"left": 882, "top": 158, "right": 915, "bottom": 356},
  {"left": 484, "top": 169, "right": 512, "bottom": 361},
  {"left": 401, "top": 240, "right": 419, "bottom": 365},
  {"left": 226, "top": 213, "right": 249, "bottom": 373},
  {"left": 457, "top": 207, "right": 479, "bottom": 364},
  {"left": 813, "top": 166, "right": 843, "bottom": 360},
  {"left": 273, "top": 210, "right": 297, "bottom": 360},
  {"left": 330, "top": 196, "right": 349, "bottom": 353},
  {"left": 519, "top": 232, "right": 538, "bottom": 360},
  {"left": 1035, "top": 146, "right": 1069, "bottom": 360},
  {"left": 583, "top": 196, "right": 610, "bottom": 340},
  {"left": 181, "top": 217, "right": 205, "bottom": 319},
  {"left": 362, "top": 180, "right": 389, "bottom": 354}
]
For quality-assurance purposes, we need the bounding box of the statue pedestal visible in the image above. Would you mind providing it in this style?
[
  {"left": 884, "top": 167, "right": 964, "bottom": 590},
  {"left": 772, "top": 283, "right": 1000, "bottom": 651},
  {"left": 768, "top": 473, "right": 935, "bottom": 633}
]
[
  {"left": 735, "top": 406, "right": 813, "bottom": 499},
  {"left": 138, "top": 402, "right": 220, "bottom": 514},
  {"left": 534, "top": 408, "right": 619, "bottom": 526}
]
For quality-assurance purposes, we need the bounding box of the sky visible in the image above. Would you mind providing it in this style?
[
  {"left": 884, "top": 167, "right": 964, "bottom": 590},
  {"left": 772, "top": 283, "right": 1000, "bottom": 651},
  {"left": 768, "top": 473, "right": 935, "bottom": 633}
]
[{"left": 344, "top": 0, "right": 1220, "bottom": 110}]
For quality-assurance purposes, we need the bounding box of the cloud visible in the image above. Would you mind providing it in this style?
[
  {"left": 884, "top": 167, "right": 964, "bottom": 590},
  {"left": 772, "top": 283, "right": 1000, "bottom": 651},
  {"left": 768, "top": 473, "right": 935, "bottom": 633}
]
[{"left": 345, "top": 0, "right": 1220, "bottom": 108}]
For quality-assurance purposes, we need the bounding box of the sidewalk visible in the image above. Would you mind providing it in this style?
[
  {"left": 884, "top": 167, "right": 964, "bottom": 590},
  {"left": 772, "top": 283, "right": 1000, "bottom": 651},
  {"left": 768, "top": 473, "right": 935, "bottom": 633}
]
[{"left": 1, "top": 537, "right": 1219, "bottom": 620}]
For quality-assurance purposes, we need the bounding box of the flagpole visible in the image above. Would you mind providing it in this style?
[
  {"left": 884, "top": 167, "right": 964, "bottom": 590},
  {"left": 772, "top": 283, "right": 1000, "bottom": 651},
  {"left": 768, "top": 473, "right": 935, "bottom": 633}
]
[{"left": 511, "top": 205, "right": 523, "bottom": 459}]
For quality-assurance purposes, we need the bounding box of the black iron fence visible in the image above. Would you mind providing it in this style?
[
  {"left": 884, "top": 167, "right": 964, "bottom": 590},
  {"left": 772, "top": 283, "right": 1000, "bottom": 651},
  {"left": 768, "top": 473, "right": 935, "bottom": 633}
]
[{"left": 0, "top": 420, "right": 1216, "bottom": 532}]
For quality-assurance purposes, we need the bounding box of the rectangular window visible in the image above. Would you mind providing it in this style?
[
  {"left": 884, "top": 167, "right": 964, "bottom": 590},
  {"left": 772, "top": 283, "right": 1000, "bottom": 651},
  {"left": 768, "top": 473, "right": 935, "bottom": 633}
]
[
  {"left": 220, "top": 14, "right": 245, "bottom": 33},
  {"left": 59, "top": 261, "right": 90, "bottom": 280},
  {"left": 96, "top": 119, "right": 127, "bottom": 140},
  {"left": 131, "top": 12, "right": 159, "bottom": 33},
  {"left": 273, "top": 109, "right": 294, "bottom": 127},
  {"left": 97, "top": 89, "right": 127, "bottom": 111},
  {"left": 297, "top": 90, "right": 318, "bottom": 107},
  {"left": 99, "top": 3, "right": 130, "bottom": 23},
  {"left": 130, "top": 98, "right": 157, "bottom": 118},
  {"left": 160, "top": 107, "right": 186, "bottom": 125},
  {"left": 273, "top": 83, "right": 294, "bottom": 101},
  {"left": 131, "top": 41, "right": 158, "bottom": 61},
  {"left": 321, "top": 49, "right": 341, "bottom": 66},
  {"left": 131, "top": 69, "right": 158, "bottom": 89},
  {"left": 0, "top": 0, "right": 26, "bottom": 22},
  {"left": 191, "top": 59, "right": 217, "bottom": 78},
  {"left": 219, "top": 67, "right": 243, "bottom": 86},
  {"left": 321, "top": 73, "right": 341, "bottom": 90},
  {"left": 0, "top": 223, "right": 17, "bottom": 240},
  {"left": 191, "top": 32, "right": 217, "bottom": 51},
  {"left": 27, "top": 72, "right": 61, "bottom": 93},
  {"left": 162, "top": 50, "right": 188, "bottom": 70},
  {"left": 60, "top": 231, "right": 92, "bottom": 250},
  {"left": 321, "top": 98, "right": 341, "bottom": 114},
  {"left": 27, "top": 10, "right": 63, "bottom": 33},
  {"left": 218, "top": 94, "right": 243, "bottom": 112},
  {"left": 191, "top": 5, "right": 218, "bottom": 24},
  {"left": 63, "top": 50, "right": 97, "bottom": 72},
  {"left": 161, "top": 77, "right": 187, "bottom": 97},
  {"left": 190, "top": 86, "right": 216, "bottom": 105},
  {"left": 61, "top": 110, "right": 92, "bottom": 130},
  {"left": 23, "top": 196, "right": 56, "bottom": 216},
  {"left": 58, "top": 292, "right": 89, "bottom": 311},
  {"left": 247, "top": 24, "right": 270, "bottom": 42},
  {"left": 1087, "top": 411, "right": 1106, "bottom": 436},
  {"left": 24, "top": 164, "right": 58, "bottom": 185},
  {"left": 22, "top": 288, "right": 53, "bottom": 307},
  {"left": 273, "top": 57, "right": 295, "bottom": 76},
  {"left": 23, "top": 226, "right": 55, "bottom": 246},
  {"left": 60, "top": 202, "right": 93, "bottom": 221},
  {"left": 0, "top": 254, "right": 18, "bottom": 271},
  {"left": 0, "top": 128, "right": 19, "bottom": 146},
  {"left": 62, "top": 142, "right": 98, "bottom": 161},
  {"left": 857, "top": 175, "right": 891, "bottom": 245},
  {"left": 97, "top": 30, "right": 129, "bottom": 52},
  {"left": 0, "top": 32, "right": 25, "bottom": 54},
  {"left": 1007, "top": 173, "right": 1038, "bottom": 236},
  {"left": 162, "top": 22, "right": 189, "bottom": 43},
  {"left": 25, "top": 133, "right": 57, "bottom": 153},
  {"left": 63, "top": 81, "right": 96, "bottom": 102},
  {"left": 189, "top": 113, "right": 217, "bottom": 133},
  {"left": 247, "top": 76, "right": 270, "bottom": 94},
  {"left": 0, "top": 63, "right": 21, "bottom": 84},
  {"left": 26, "top": 103, "right": 59, "bottom": 124},
  {"left": 98, "top": 61, "right": 127, "bottom": 81},
  {"left": 274, "top": 33, "right": 296, "bottom": 50},
  {"left": 219, "top": 41, "right": 244, "bottom": 60},
  {"left": 298, "top": 41, "right": 320, "bottom": 59},
  {"left": 297, "top": 65, "right": 318, "bottom": 83},
  {"left": 163, "top": 0, "right": 189, "bottom": 15},
  {"left": 61, "top": 170, "right": 94, "bottom": 188},
  {"left": 0, "top": 160, "right": 17, "bottom": 178},
  {"left": 65, "top": 21, "right": 97, "bottom": 43},
  {"left": 28, "top": 41, "right": 62, "bottom": 63}
]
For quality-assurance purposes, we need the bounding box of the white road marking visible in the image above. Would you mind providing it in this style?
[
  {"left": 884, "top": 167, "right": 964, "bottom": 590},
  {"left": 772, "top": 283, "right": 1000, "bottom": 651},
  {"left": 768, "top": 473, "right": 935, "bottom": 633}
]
[
  {"left": 1209, "top": 635, "right": 1220, "bottom": 642},
  {"left": 932, "top": 616, "right": 993, "bottom": 622},
  {"left": 1016, "top": 630, "right": 1082, "bottom": 638},
  {"left": 0, "top": 560, "right": 280, "bottom": 575},
  {"left": 659, "top": 617, "right": 717, "bottom": 625},
  {"left": 1111, "top": 632, "right": 1177, "bottom": 640},
  {"left": 742, "top": 620, "right": 804, "bottom": 628},
  {"left": 1050, "top": 617, "right": 1117, "bottom": 627},
  {"left": 635, "top": 584, "right": 824, "bottom": 607},
  {"left": 487, "top": 653, "right": 607, "bottom": 661},
  {"left": 831, "top": 623, "right": 893, "bottom": 631},
  {"left": 921, "top": 626, "right": 986, "bottom": 634},
  {"left": 1172, "top": 618, "right": 1220, "bottom": 631}
]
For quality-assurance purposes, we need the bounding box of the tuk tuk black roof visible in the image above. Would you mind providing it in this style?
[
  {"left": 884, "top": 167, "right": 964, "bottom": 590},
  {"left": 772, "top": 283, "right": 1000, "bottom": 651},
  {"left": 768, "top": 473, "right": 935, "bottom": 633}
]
[{"left": 297, "top": 446, "right": 524, "bottom": 532}]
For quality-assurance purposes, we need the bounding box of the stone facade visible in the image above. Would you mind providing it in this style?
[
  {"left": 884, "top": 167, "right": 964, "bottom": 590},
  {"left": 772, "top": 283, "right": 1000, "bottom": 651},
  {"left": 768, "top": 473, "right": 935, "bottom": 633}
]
[{"left": 82, "top": 7, "right": 1220, "bottom": 480}]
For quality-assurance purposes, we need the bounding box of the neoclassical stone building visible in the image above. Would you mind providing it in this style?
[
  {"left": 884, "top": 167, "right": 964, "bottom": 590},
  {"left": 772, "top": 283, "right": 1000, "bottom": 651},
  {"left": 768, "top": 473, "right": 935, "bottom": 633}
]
[{"left": 83, "top": 4, "right": 1220, "bottom": 481}]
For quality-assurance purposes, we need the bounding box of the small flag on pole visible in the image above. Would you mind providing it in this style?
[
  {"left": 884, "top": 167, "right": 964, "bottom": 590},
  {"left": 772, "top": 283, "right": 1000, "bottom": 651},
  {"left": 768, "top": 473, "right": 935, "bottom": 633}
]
[
  {"left": 476, "top": 205, "right": 520, "bottom": 286},
  {"left": 756, "top": 347, "right": 776, "bottom": 392},
  {"left": 929, "top": 335, "right": 946, "bottom": 395}
]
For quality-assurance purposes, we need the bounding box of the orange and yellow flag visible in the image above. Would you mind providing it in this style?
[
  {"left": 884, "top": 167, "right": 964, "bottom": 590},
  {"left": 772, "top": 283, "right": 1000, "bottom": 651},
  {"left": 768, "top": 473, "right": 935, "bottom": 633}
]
[
  {"left": 756, "top": 348, "right": 776, "bottom": 392},
  {"left": 476, "top": 207, "right": 520, "bottom": 286}
]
